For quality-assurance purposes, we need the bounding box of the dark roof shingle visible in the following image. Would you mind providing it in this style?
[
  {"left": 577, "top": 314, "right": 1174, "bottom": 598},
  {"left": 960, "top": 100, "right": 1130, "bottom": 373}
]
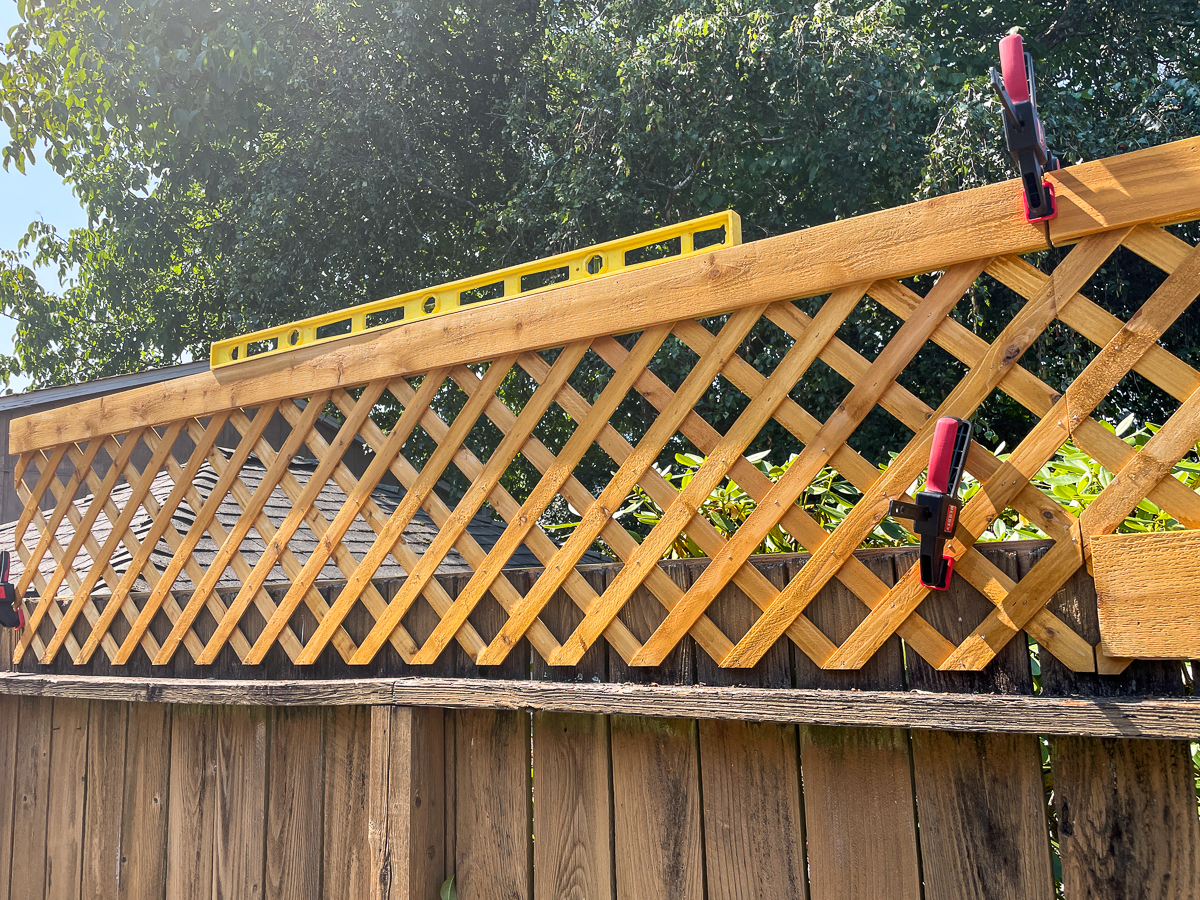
[{"left": 1, "top": 452, "right": 598, "bottom": 597}]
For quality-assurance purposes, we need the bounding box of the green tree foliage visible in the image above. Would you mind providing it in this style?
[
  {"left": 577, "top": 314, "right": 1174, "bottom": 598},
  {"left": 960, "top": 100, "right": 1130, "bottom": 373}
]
[
  {"left": 1, "top": 0, "right": 1199, "bottom": 492},
  {"left": 2, "top": 0, "right": 544, "bottom": 381}
]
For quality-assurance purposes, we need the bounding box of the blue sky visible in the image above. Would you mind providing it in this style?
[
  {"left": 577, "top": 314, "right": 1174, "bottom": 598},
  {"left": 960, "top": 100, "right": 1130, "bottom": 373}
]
[{"left": 0, "top": 0, "right": 89, "bottom": 392}]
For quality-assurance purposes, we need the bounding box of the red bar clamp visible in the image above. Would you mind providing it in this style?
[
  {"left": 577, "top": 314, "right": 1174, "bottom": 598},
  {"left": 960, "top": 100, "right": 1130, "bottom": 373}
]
[
  {"left": 990, "top": 34, "right": 1060, "bottom": 223},
  {"left": 888, "top": 417, "right": 972, "bottom": 590},
  {"left": 0, "top": 551, "right": 24, "bottom": 630}
]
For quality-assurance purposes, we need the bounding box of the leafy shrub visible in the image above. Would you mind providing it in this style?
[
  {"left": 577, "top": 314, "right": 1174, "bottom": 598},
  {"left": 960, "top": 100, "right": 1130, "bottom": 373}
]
[{"left": 597, "top": 416, "right": 1194, "bottom": 559}]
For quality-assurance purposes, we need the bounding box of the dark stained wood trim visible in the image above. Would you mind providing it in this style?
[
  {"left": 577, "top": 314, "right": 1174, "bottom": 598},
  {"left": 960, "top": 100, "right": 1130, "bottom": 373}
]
[{"left": 1, "top": 672, "right": 1199, "bottom": 740}]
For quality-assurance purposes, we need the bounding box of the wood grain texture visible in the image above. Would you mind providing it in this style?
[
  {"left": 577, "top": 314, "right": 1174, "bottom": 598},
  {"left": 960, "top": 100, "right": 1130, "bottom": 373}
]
[
  {"left": 904, "top": 547, "right": 1055, "bottom": 900},
  {"left": 799, "top": 724, "right": 920, "bottom": 900},
  {"left": 323, "top": 706, "right": 372, "bottom": 899},
  {"left": 265, "top": 707, "right": 324, "bottom": 900},
  {"left": 213, "top": 706, "right": 268, "bottom": 900},
  {"left": 442, "top": 710, "right": 455, "bottom": 896},
  {"left": 453, "top": 709, "right": 532, "bottom": 900},
  {"left": 1092, "top": 530, "right": 1200, "bottom": 657},
  {"left": 166, "top": 705, "right": 218, "bottom": 900},
  {"left": 368, "top": 706, "right": 445, "bottom": 900},
  {"left": 694, "top": 561, "right": 806, "bottom": 900},
  {"left": 3, "top": 671, "right": 1200, "bottom": 739},
  {"left": 11, "top": 695, "right": 53, "bottom": 900},
  {"left": 82, "top": 701, "right": 129, "bottom": 900},
  {"left": 1054, "top": 735, "right": 1200, "bottom": 899},
  {"left": 1035, "top": 552, "right": 1200, "bottom": 899},
  {"left": 532, "top": 712, "right": 613, "bottom": 900},
  {"left": 14, "top": 136, "right": 1200, "bottom": 453},
  {"left": 796, "top": 553, "right": 921, "bottom": 900},
  {"left": 45, "top": 698, "right": 89, "bottom": 900},
  {"left": 699, "top": 718, "right": 806, "bottom": 900},
  {"left": 912, "top": 731, "right": 1053, "bottom": 900},
  {"left": 611, "top": 715, "right": 703, "bottom": 900},
  {"left": 0, "top": 695, "right": 19, "bottom": 900},
  {"left": 119, "top": 702, "right": 171, "bottom": 900}
]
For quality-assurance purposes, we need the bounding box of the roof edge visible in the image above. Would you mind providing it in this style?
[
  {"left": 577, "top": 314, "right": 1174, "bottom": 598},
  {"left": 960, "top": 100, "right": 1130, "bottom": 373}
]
[{"left": 0, "top": 361, "right": 209, "bottom": 413}]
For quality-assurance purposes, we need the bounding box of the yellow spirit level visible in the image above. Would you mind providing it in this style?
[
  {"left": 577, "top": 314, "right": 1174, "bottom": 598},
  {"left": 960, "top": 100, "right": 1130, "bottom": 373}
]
[{"left": 210, "top": 210, "right": 741, "bottom": 369}]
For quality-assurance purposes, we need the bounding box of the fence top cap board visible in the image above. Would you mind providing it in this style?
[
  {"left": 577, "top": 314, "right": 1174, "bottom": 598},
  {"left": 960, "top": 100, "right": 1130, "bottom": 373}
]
[{"left": 7, "top": 134, "right": 1200, "bottom": 677}]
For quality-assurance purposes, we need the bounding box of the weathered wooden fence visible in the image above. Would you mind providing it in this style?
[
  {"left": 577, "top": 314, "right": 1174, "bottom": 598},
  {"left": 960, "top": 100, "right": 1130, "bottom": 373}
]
[{"left": 0, "top": 548, "right": 1197, "bottom": 900}]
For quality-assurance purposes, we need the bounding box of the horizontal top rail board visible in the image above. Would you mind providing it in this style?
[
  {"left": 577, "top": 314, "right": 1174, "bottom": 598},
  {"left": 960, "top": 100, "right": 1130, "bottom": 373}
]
[
  {"left": 0, "top": 672, "right": 1197, "bottom": 740},
  {"left": 11, "top": 135, "right": 1200, "bottom": 452}
]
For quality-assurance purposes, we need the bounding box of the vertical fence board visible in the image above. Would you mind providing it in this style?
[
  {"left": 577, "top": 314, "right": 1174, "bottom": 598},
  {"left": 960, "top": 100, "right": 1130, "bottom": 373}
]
[
  {"left": 1054, "top": 735, "right": 1200, "bottom": 900},
  {"left": 442, "top": 708, "right": 456, "bottom": 897},
  {"left": 166, "top": 705, "right": 217, "bottom": 900},
  {"left": 265, "top": 707, "right": 325, "bottom": 900},
  {"left": 795, "top": 554, "right": 921, "bottom": 900},
  {"left": 611, "top": 716, "right": 703, "bottom": 900},
  {"left": 699, "top": 718, "right": 805, "bottom": 900},
  {"left": 453, "top": 570, "right": 532, "bottom": 900},
  {"left": 368, "top": 705, "right": 445, "bottom": 900},
  {"left": 609, "top": 563, "right": 702, "bottom": 900},
  {"left": 906, "top": 547, "right": 1054, "bottom": 900},
  {"left": 0, "top": 695, "right": 22, "bottom": 900},
  {"left": 323, "top": 705, "right": 371, "bottom": 899},
  {"left": 214, "top": 706, "right": 268, "bottom": 900},
  {"left": 533, "top": 711, "right": 613, "bottom": 900},
  {"left": 454, "top": 709, "right": 532, "bottom": 900},
  {"left": 12, "top": 695, "right": 53, "bottom": 900},
  {"left": 45, "top": 698, "right": 89, "bottom": 900},
  {"left": 698, "top": 561, "right": 806, "bottom": 900},
  {"left": 82, "top": 701, "right": 129, "bottom": 900},
  {"left": 1035, "top": 557, "right": 1200, "bottom": 899},
  {"left": 532, "top": 570, "right": 613, "bottom": 900},
  {"left": 914, "top": 731, "right": 1054, "bottom": 899},
  {"left": 119, "top": 703, "right": 171, "bottom": 900}
]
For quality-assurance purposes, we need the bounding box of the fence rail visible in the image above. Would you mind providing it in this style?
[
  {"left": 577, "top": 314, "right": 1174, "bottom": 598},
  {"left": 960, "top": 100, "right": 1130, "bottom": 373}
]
[{"left": 9, "top": 136, "right": 1200, "bottom": 672}]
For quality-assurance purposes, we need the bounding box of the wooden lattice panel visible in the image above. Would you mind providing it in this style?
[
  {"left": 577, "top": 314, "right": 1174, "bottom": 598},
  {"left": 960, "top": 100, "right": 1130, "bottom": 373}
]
[{"left": 9, "top": 138, "right": 1200, "bottom": 672}]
